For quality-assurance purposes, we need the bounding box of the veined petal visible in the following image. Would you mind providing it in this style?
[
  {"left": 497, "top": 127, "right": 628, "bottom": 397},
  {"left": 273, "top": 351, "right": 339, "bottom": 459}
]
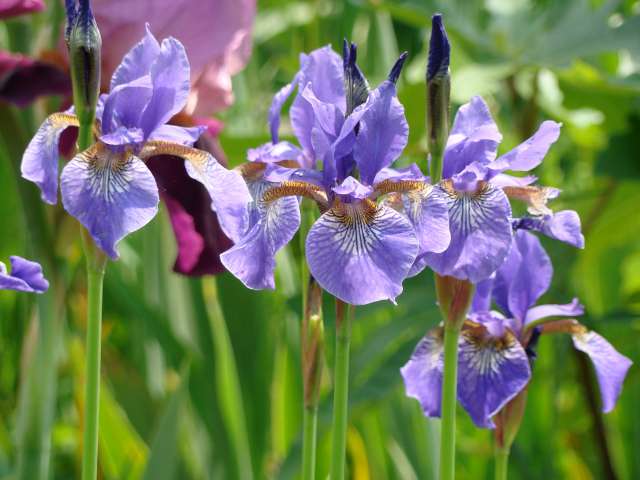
[
  {"left": 141, "top": 141, "right": 252, "bottom": 243},
  {"left": 443, "top": 96, "right": 501, "bottom": 179},
  {"left": 572, "top": 330, "right": 632, "bottom": 413},
  {"left": 525, "top": 298, "right": 584, "bottom": 326},
  {"left": 0, "top": 256, "right": 48, "bottom": 293},
  {"left": 221, "top": 180, "right": 301, "bottom": 289},
  {"left": 489, "top": 121, "right": 561, "bottom": 176},
  {"left": 401, "top": 183, "right": 450, "bottom": 255},
  {"left": 458, "top": 321, "right": 531, "bottom": 428},
  {"left": 354, "top": 81, "right": 408, "bottom": 185},
  {"left": 60, "top": 144, "right": 160, "bottom": 259},
  {"left": 109, "top": 23, "right": 160, "bottom": 90},
  {"left": 422, "top": 181, "right": 512, "bottom": 283},
  {"left": 306, "top": 201, "right": 419, "bottom": 305},
  {"left": 401, "top": 328, "right": 445, "bottom": 418},
  {"left": 21, "top": 112, "right": 79, "bottom": 204},
  {"left": 140, "top": 36, "right": 190, "bottom": 138}
]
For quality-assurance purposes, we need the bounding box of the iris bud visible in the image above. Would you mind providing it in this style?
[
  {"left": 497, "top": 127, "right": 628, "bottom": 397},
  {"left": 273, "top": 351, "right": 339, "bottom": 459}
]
[
  {"left": 426, "top": 14, "right": 451, "bottom": 183},
  {"left": 342, "top": 40, "right": 369, "bottom": 117},
  {"left": 66, "top": 0, "right": 101, "bottom": 135},
  {"left": 302, "top": 277, "right": 325, "bottom": 408}
]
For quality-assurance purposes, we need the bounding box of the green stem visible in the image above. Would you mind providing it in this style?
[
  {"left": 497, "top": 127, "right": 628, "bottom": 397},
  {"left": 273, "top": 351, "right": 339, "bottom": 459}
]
[
  {"left": 330, "top": 300, "right": 352, "bottom": 480},
  {"left": 302, "top": 405, "right": 319, "bottom": 480},
  {"left": 439, "top": 324, "right": 461, "bottom": 480},
  {"left": 494, "top": 448, "right": 510, "bottom": 480},
  {"left": 81, "top": 266, "right": 105, "bottom": 480}
]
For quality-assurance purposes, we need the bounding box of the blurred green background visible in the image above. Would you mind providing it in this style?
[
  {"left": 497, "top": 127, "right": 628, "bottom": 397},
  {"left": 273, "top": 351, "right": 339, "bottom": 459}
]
[{"left": 1, "top": 0, "right": 640, "bottom": 478}]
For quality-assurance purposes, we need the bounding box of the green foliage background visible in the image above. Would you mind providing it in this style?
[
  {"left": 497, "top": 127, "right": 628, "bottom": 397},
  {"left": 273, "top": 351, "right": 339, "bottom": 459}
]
[{"left": 1, "top": 0, "right": 639, "bottom": 478}]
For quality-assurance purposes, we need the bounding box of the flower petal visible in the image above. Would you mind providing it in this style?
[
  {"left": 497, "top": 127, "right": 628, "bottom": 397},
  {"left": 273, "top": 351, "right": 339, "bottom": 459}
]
[
  {"left": 458, "top": 321, "right": 531, "bottom": 428},
  {"left": 472, "top": 276, "right": 495, "bottom": 313},
  {"left": 513, "top": 210, "right": 585, "bottom": 249},
  {"left": 268, "top": 80, "right": 297, "bottom": 143},
  {"left": 147, "top": 155, "right": 232, "bottom": 276},
  {"left": 572, "top": 330, "right": 632, "bottom": 413},
  {"left": 100, "top": 79, "right": 152, "bottom": 141},
  {"left": 494, "top": 231, "right": 552, "bottom": 323},
  {"left": 402, "top": 183, "right": 451, "bottom": 255},
  {"left": 422, "top": 182, "right": 512, "bottom": 283},
  {"left": 148, "top": 124, "right": 206, "bottom": 146},
  {"left": 332, "top": 176, "right": 373, "bottom": 200},
  {"left": 0, "top": 256, "right": 48, "bottom": 293},
  {"left": 247, "top": 141, "right": 304, "bottom": 164},
  {"left": 524, "top": 298, "right": 584, "bottom": 326},
  {"left": 490, "top": 121, "right": 561, "bottom": 176},
  {"left": 443, "top": 96, "right": 501, "bottom": 179},
  {"left": 306, "top": 201, "right": 419, "bottom": 305},
  {"left": 373, "top": 164, "right": 426, "bottom": 184},
  {"left": 109, "top": 23, "right": 160, "bottom": 90},
  {"left": 21, "top": 113, "right": 79, "bottom": 204},
  {"left": 60, "top": 145, "right": 159, "bottom": 259},
  {"left": 401, "top": 328, "right": 445, "bottom": 418},
  {"left": 221, "top": 180, "right": 300, "bottom": 289},
  {"left": 354, "top": 81, "right": 408, "bottom": 185},
  {"left": 140, "top": 36, "right": 190, "bottom": 138}
]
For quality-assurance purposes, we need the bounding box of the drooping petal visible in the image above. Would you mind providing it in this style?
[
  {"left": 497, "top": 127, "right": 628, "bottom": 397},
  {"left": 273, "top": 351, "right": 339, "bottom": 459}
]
[
  {"left": 458, "top": 321, "right": 531, "bottom": 428},
  {"left": 60, "top": 145, "right": 160, "bottom": 259},
  {"left": 513, "top": 210, "right": 585, "bottom": 249},
  {"left": 0, "top": 256, "right": 48, "bottom": 293},
  {"left": 572, "top": 330, "right": 632, "bottom": 413},
  {"left": 524, "top": 298, "right": 584, "bottom": 326},
  {"left": 443, "top": 96, "right": 501, "bottom": 180},
  {"left": 148, "top": 124, "right": 206, "bottom": 146},
  {"left": 306, "top": 201, "right": 419, "bottom": 305},
  {"left": 147, "top": 155, "right": 232, "bottom": 276},
  {"left": 495, "top": 231, "right": 553, "bottom": 323},
  {"left": 221, "top": 180, "right": 300, "bottom": 289},
  {"left": 422, "top": 181, "right": 512, "bottom": 283},
  {"left": 489, "top": 121, "right": 561, "bottom": 176},
  {"left": 400, "top": 183, "right": 450, "bottom": 255},
  {"left": 140, "top": 37, "right": 190, "bottom": 138},
  {"left": 21, "top": 112, "right": 79, "bottom": 204},
  {"left": 354, "top": 81, "right": 408, "bottom": 185},
  {"left": 109, "top": 23, "right": 160, "bottom": 89},
  {"left": 401, "top": 328, "right": 445, "bottom": 418}
]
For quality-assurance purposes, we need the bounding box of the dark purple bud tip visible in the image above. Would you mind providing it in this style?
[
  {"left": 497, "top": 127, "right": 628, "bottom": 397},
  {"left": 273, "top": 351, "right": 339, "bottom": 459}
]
[
  {"left": 64, "top": 0, "right": 77, "bottom": 44},
  {"left": 342, "top": 39, "right": 369, "bottom": 116},
  {"left": 388, "top": 51, "right": 408, "bottom": 84},
  {"left": 427, "top": 13, "right": 450, "bottom": 81}
]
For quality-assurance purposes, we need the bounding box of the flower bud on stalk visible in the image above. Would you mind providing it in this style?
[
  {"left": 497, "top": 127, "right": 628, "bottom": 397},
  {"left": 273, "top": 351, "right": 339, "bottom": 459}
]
[
  {"left": 493, "top": 388, "right": 528, "bottom": 455},
  {"left": 302, "top": 277, "right": 324, "bottom": 408},
  {"left": 426, "top": 14, "right": 450, "bottom": 183},
  {"left": 435, "top": 274, "right": 474, "bottom": 330},
  {"left": 66, "top": 0, "right": 101, "bottom": 149}
]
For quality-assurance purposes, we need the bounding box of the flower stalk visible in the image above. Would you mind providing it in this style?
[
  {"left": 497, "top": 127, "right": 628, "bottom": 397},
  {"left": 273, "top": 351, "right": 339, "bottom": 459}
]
[
  {"left": 435, "top": 274, "right": 474, "bottom": 480},
  {"left": 493, "top": 389, "right": 528, "bottom": 480},
  {"left": 330, "top": 299, "right": 353, "bottom": 480}
]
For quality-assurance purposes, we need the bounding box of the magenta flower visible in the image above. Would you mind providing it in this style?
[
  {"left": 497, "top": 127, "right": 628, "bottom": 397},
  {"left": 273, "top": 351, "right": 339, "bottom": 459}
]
[
  {"left": 21, "top": 26, "right": 250, "bottom": 259},
  {"left": 0, "top": 0, "right": 43, "bottom": 19},
  {"left": 402, "top": 230, "right": 631, "bottom": 428},
  {"left": 0, "top": 256, "right": 49, "bottom": 293},
  {"left": 220, "top": 42, "right": 451, "bottom": 305}
]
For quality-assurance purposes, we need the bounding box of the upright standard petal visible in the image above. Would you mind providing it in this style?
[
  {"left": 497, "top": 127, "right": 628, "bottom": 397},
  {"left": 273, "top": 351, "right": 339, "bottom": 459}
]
[
  {"left": 457, "top": 321, "right": 531, "bottom": 428},
  {"left": 572, "top": 330, "right": 632, "bottom": 413},
  {"left": 422, "top": 181, "right": 512, "bottom": 283},
  {"left": 268, "top": 80, "right": 297, "bottom": 143},
  {"left": 60, "top": 144, "right": 160, "bottom": 259},
  {"left": 443, "top": 96, "right": 502, "bottom": 180},
  {"left": 21, "top": 113, "right": 79, "bottom": 204},
  {"left": 109, "top": 24, "right": 160, "bottom": 90},
  {"left": 0, "top": 256, "right": 49, "bottom": 293},
  {"left": 354, "top": 81, "right": 408, "bottom": 185},
  {"left": 306, "top": 201, "right": 419, "bottom": 305},
  {"left": 401, "top": 328, "right": 445, "bottom": 418},
  {"left": 221, "top": 180, "right": 300, "bottom": 289},
  {"left": 140, "top": 37, "right": 190, "bottom": 138},
  {"left": 496, "top": 231, "right": 553, "bottom": 323}
]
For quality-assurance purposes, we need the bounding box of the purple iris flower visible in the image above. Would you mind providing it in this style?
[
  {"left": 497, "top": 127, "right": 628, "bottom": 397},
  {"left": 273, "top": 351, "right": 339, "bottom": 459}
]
[
  {"left": 0, "top": 256, "right": 49, "bottom": 293},
  {"left": 20, "top": 25, "right": 250, "bottom": 259},
  {"left": 402, "top": 230, "right": 631, "bottom": 428},
  {"left": 415, "top": 96, "right": 584, "bottom": 282},
  {"left": 220, "top": 43, "right": 451, "bottom": 305}
]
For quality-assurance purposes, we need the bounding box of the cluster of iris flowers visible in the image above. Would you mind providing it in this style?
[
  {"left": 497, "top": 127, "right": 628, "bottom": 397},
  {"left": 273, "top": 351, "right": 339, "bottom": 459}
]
[{"left": 1, "top": 3, "right": 632, "bottom": 480}]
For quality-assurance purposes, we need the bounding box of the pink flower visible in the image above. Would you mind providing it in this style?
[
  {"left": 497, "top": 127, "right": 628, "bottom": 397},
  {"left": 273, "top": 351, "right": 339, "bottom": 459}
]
[
  {"left": 0, "top": 0, "right": 44, "bottom": 19},
  {"left": 90, "top": 0, "right": 255, "bottom": 115}
]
